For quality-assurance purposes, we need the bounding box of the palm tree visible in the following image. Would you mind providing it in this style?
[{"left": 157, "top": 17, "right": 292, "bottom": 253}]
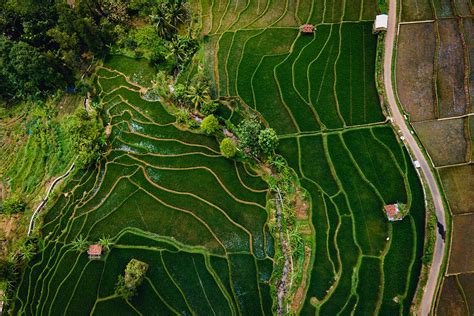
[
  {"left": 17, "top": 243, "right": 35, "bottom": 262},
  {"left": 168, "top": 0, "right": 188, "bottom": 26},
  {"left": 71, "top": 235, "right": 88, "bottom": 252},
  {"left": 150, "top": 9, "right": 172, "bottom": 39},
  {"left": 99, "top": 236, "right": 113, "bottom": 252}
]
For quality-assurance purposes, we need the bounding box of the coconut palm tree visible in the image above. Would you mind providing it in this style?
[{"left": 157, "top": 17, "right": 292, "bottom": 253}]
[
  {"left": 71, "top": 235, "right": 88, "bottom": 252},
  {"left": 150, "top": 8, "right": 173, "bottom": 39},
  {"left": 17, "top": 243, "right": 35, "bottom": 262},
  {"left": 99, "top": 236, "right": 113, "bottom": 252},
  {"left": 168, "top": 0, "right": 188, "bottom": 26},
  {"left": 185, "top": 84, "right": 209, "bottom": 110}
]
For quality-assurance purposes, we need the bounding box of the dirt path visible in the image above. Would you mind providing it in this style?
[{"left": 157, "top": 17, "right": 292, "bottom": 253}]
[
  {"left": 275, "top": 189, "right": 290, "bottom": 315},
  {"left": 383, "top": 1, "right": 447, "bottom": 314}
]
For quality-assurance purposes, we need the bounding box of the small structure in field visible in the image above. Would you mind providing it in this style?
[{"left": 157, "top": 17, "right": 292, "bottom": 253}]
[
  {"left": 87, "top": 244, "right": 103, "bottom": 259},
  {"left": 373, "top": 14, "right": 388, "bottom": 33},
  {"left": 300, "top": 24, "right": 315, "bottom": 34},
  {"left": 384, "top": 203, "right": 408, "bottom": 221}
]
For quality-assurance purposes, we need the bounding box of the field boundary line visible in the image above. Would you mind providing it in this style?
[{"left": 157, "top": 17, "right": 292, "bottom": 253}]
[
  {"left": 399, "top": 20, "right": 435, "bottom": 25},
  {"left": 145, "top": 277, "right": 181, "bottom": 314},
  {"left": 137, "top": 165, "right": 257, "bottom": 242},
  {"left": 131, "top": 178, "right": 228, "bottom": 254},
  {"left": 291, "top": 33, "right": 323, "bottom": 124},
  {"left": 271, "top": 33, "right": 304, "bottom": 132},
  {"left": 333, "top": 20, "right": 348, "bottom": 127}
]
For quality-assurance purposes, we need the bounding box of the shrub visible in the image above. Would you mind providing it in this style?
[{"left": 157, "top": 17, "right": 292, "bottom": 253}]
[
  {"left": 65, "top": 107, "right": 105, "bottom": 169},
  {"left": 175, "top": 108, "right": 190, "bottom": 124},
  {"left": 201, "top": 114, "right": 220, "bottom": 134},
  {"left": 0, "top": 196, "right": 26, "bottom": 215},
  {"left": 115, "top": 259, "right": 149, "bottom": 300},
  {"left": 237, "top": 117, "right": 263, "bottom": 157},
  {"left": 200, "top": 101, "right": 219, "bottom": 116},
  {"left": 258, "top": 128, "right": 278, "bottom": 154},
  {"left": 220, "top": 138, "right": 237, "bottom": 158}
]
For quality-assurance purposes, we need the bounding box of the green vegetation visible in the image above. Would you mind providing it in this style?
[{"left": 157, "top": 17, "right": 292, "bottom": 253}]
[
  {"left": 3, "top": 0, "right": 431, "bottom": 314},
  {"left": 0, "top": 196, "right": 26, "bottom": 215},
  {"left": 0, "top": 36, "right": 62, "bottom": 100},
  {"left": 220, "top": 138, "right": 237, "bottom": 158},
  {"left": 10, "top": 57, "right": 273, "bottom": 314},
  {"left": 65, "top": 108, "right": 106, "bottom": 169},
  {"left": 200, "top": 114, "right": 219, "bottom": 134},
  {"left": 115, "top": 259, "right": 148, "bottom": 300},
  {"left": 0, "top": 0, "right": 193, "bottom": 104},
  {"left": 204, "top": 0, "right": 426, "bottom": 313},
  {"left": 258, "top": 128, "right": 278, "bottom": 155}
]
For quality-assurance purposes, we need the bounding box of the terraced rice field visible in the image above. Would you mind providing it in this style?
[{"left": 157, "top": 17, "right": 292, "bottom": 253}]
[
  {"left": 201, "top": 0, "right": 425, "bottom": 314},
  {"left": 13, "top": 58, "right": 276, "bottom": 314}
]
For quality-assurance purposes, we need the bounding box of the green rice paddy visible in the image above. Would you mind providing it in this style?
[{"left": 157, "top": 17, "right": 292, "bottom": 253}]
[
  {"left": 12, "top": 58, "right": 274, "bottom": 315},
  {"left": 12, "top": 1, "right": 426, "bottom": 315},
  {"left": 202, "top": 0, "right": 425, "bottom": 314}
]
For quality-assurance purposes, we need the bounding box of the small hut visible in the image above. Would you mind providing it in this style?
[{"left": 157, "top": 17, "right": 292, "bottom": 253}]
[
  {"left": 384, "top": 204, "right": 402, "bottom": 221},
  {"left": 88, "top": 244, "right": 103, "bottom": 259},
  {"left": 373, "top": 14, "right": 388, "bottom": 33},
  {"left": 299, "top": 24, "right": 315, "bottom": 34}
]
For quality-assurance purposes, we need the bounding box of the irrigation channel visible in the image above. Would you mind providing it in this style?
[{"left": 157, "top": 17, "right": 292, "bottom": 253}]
[{"left": 27, "top": 162, "right": 75, "bottom": 235}]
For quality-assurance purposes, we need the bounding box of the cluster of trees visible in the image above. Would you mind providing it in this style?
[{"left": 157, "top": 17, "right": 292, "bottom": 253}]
[
  {"left": 0, "top": 37, "right": 63, "bottom": 100},
  {"left": 65, "top": 107, "right": 106, "bottom": 169},
  {"left": 236, "top": 116, "right": 278, "bottom": 158},
  {"left": 116, "top": 0, "right": 197, "bottom": 71},
  {"left": 0, "top": 0, "right": 194, "bottom": 103},
  {"left": 115, "top": 259, "right": 149, "bottom": 300}
]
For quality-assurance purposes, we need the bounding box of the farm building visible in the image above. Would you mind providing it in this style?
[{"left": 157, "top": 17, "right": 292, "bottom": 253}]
[
  {"left": 299, "top": 24, "right": 315, "bottom": 34},
  {"left": 373, "top": 14, "right": 388, "bottom": 33},
  {"left": 384, "top": 203, "right": 403, "bottom": 221},
  {"left": 87, "top": 244, "right": 103, "bottom": 259}
]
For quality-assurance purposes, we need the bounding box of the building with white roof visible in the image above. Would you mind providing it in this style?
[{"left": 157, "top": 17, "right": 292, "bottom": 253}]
[{"left": 373, "top": 14, "right": 388, "bottom": 33}]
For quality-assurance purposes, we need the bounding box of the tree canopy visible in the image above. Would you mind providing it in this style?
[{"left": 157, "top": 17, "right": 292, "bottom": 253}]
[
  {"left": 220, "top": 138, "right": 237, "bottom": 158},
  {"left": 201, "top": 114, "right": 220, "bottom": 134},
  {"left": 0, "top": 36, "right": 62, "bottom": 101}
]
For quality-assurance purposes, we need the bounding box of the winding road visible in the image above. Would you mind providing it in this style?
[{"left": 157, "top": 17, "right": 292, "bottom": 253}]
[{"left": 383, "top": 0, "right": 447, "bottom": 314}]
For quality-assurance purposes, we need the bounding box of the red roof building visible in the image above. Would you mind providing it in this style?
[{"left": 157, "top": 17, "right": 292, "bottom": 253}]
[
  {"left": 88, "top": 244, "right": 102, "bottom": 259},
  {"left": 299, "top": 24, "right": 315, "bottom": 34},
  {"left": 384, "top": 204, "right": 402, "bottom": 221}
]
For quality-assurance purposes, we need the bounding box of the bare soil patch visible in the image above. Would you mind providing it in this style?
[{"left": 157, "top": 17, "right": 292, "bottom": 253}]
[
  {"left": 436, "top": 275, "right": 468, "bottom": 315},
  {"left": 440, "top": 164, "right": 474, "bottom": 214},
  {"left": 294, "top": 188, "right": 309, "bottom": 220},
  {"left": 447, "top": 213, "right": 474, "bottom": 274},
  {"left": 462, "top": 18, "right": 474, "bottom": 112},
  {"left": 0, "top": 214, "right": 20, "bottom": 257},
  {"left": 413, "top": 118, "right": 468, "bottom": 166},
  {"left": 454, "top": 0, "right": 474, "bottom": 16},
  {"left": 458, "top": 272, "right": 474, "bottom": 314},
  {"left": 396, "top": 23, "right": 437, "bottom": 121},
  {"left": 291, "top": 246, "right": 312, "bottom": 312},
  {"left": 436, "top": 19, "right": 468, "bottom": 118}
]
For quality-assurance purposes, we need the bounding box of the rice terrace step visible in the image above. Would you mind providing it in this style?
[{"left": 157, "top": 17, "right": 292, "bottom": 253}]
[{"left": 2, "top": 0, "right": 468, "bottom": 315}]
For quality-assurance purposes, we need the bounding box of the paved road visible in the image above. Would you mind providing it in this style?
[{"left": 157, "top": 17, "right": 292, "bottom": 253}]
[{"left": 383, "top": 1, "right": 447, "bottom": 314}]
